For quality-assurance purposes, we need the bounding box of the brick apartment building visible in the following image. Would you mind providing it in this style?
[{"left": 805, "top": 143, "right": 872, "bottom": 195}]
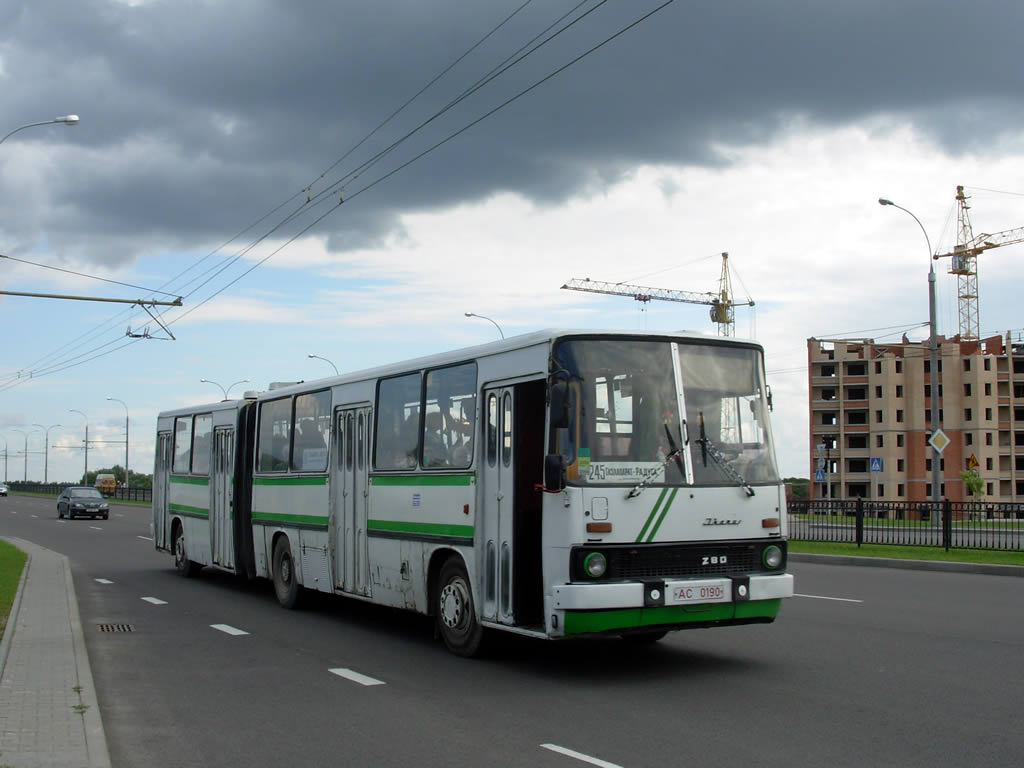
[{"left": 807, "top": 332, "right": 1024, "bottom": 502}]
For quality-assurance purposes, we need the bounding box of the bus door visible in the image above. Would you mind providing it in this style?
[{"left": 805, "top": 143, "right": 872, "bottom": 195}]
[
  {"left": 153, "top": 431, "right": 172, "bottom": 550},
  {"left": 211, "top": 427, "right": 235, "bottom": 569},
  {"left": 481, "top": 387, "right": 516, "bottom": 624},
  {"left": 331, "top": 405, "right": 372, "bottom": 596}
]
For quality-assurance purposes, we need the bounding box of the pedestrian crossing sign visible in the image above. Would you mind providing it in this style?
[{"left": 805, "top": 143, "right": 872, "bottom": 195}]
[{"left": 870, "top": 457, "right": 883, "bottom": 472}]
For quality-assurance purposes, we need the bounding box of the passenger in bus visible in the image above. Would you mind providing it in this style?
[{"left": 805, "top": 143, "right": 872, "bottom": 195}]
[
  {"left": 423, "top": 411, "right": 449, "bottom": 468},
  {"left": 294, "top": 418, "right": 327, "bottom": 470}
]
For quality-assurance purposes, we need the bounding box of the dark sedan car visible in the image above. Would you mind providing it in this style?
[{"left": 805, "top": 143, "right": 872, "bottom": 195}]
[{"left": 57, "top": 487, "right": 110, "bottom": 520}]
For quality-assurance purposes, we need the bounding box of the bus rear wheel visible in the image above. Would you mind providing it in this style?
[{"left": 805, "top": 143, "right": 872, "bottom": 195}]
[
  {"left": 272, "top": 536, "right": 302, "bottom": 609},
  {"left": 436, "top": 557, "right": 482, "bottom": 657},
  {"left": 173, "top": 522, "right": 201, "bottom": 577}
]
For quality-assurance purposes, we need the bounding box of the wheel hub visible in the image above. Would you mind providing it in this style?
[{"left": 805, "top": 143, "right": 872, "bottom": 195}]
[{"left": 440, "top": 582, "right": 467, "bottom": 629}]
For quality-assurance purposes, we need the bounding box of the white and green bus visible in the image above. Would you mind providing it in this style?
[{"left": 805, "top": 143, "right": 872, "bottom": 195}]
[{"left": 153, "top": 329, "right": 792, "bottom": 655}]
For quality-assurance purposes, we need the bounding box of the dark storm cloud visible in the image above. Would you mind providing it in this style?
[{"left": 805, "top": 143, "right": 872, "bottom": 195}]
[{"left": 1, "top": 0, "right": 1021, "bottom": 266}]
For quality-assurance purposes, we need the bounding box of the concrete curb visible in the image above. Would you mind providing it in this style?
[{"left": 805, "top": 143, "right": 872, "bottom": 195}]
[{"left": 789, "top": 552, "right": 1024, "bottom": 577}]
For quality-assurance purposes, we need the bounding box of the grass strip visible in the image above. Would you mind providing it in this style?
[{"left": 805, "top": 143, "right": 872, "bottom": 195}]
[
  {"left": 0, "top": 540, "right": 28, "bottom": 639},
  {"left": 789, "top": 540, "right": 1024, "bottom": 567}
]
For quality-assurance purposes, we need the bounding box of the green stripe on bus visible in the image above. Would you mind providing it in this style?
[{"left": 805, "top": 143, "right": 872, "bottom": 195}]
[
  {"left": 169, "top": 503, "right": 209, "bottom": 518},
  {"left": 253, "top": 476, "right": 328, "bottom": 486},
  {"left": 252, "top": 511, "right": 329, "bottom": 527},
  {"left": 170, "top": 475, "right": 209, "bottom": 486},
  {"left": 368, "top": 519, "right": 474, "bottom": 538},
  {"left": 563, "top": 599, "right": 781, "bottom": 635},
  {"left": 645, "top": 488, "right": 679, "bottom": 542},
  {"left": 371, "top": 474, "right": 474, "bottom": 487},
  {"left": 635, "top": 489, "right": 668, "bottom": 542}
]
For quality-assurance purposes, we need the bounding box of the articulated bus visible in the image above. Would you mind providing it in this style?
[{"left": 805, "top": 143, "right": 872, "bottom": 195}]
[{"left": 153, "top": 329, "right": 793, "bottom": 655}]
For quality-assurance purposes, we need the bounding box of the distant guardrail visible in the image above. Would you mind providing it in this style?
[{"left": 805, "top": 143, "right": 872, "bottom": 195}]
[{"left": 788, "top": 498, "right": 1024, "bottom": 551}]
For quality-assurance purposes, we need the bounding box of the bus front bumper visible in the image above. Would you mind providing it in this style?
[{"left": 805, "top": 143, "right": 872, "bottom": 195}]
[{"left": 549, "top": 573, "right": 794, "bottom": 636}]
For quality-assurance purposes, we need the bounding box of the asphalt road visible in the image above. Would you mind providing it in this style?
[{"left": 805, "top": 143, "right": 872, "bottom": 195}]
[{"left": 3, "top": 494, "right": 1022, "bottom": 768}]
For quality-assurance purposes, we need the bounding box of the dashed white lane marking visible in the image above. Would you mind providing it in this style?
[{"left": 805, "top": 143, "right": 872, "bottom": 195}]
[
  {"left": 31, "top": 514, "right": 38, "bottom": 518},
  {"left": 328, "top": 668, "right": 386, "bottom": 687},
  {"left": 540, "top": 744, "right": 623, "bottom": 768},
  {"left": 141, "top": 597, "right": 168, "bottom": 605},
  {"left": 211, "top": 624, "right": 249, "bottom": 636},
  {"left": 115, "top": 513, "right": 125, "bottom": 518},
  {"left": 89, "top": 526, "right": 103, "bottom": 531},
  {"left": 95, "top": 579, "right": 114, "bottom": 585},
  {"left": 795, "top": 593, "right": 864, "bottom": 603},
  {"left": 137, "top": 536, "right": 153, "bottom": 541}
]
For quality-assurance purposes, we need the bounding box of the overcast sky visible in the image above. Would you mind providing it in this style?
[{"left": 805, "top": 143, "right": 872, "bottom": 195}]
[{"left": 2, "top": 0, "right": 1023, "bottom": 483}]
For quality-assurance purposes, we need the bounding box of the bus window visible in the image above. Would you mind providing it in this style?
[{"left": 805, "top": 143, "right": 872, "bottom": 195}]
[
  {"left": 375, "top": 373, "right": 420, "bottom": 470},
  {"left": 502, "top": 392, "right": 512, "bottom": 467},
  {"left": 423, "top": 362, "right": 477, "bottom": 469},
  {"left": 173, "top": 417, "right": 192, "bottom": 473},
  {"left": 292, "top": 390, "right": 330, "bottom": 472},
  {"left": 257, "top": 398, "right": 291, "bottom": 472},
  {"left": 487, "top": 393, "right": 498, "bottom": 467},
  {"left": 345, "top": 412, "right": 354, "bottom": 470},
  {"left": 191, "top": 413, "right": 213, "bottom": 475}
]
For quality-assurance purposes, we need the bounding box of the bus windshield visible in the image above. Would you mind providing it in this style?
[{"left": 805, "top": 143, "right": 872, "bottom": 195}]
[{"left": 551, "top": 338, "right": 779, "bottom": 488}]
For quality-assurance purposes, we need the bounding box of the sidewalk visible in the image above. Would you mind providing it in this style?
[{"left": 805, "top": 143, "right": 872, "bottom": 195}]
[{"left": 0, "top": 537, "right": 110, "bottom": 768}]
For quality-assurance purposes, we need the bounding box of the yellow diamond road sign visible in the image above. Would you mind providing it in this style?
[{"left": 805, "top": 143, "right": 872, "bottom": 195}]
[{"left": 929, "top": 428, "right": 951, "bottom": 454}]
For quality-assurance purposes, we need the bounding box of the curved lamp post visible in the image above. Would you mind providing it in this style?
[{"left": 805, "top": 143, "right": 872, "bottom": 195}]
[
  {"left": 464, "top": 312, "right": 504, "bottom": 339},
  {"left": 31, "top": 423, "right": 62, "bottom": 485},
  {"left": 308, "top": 354, "right": 339, "bottom": 376},
  {"left": 1, "top": 115, "right": 80, "bottom": 145},
  {"left": 69, "top": 410, "right": 89, "bottom": 484},
  {"left": 10, "top": 428, "right": 40, "bottom": 482},
  {"left": 201, "top": 378, "right": 250, "bottom": 401},
  {"left": 879, "top": 197, "right": 941, "bottom": 506},
  {"left": 107, "top": 397, "right": 129, "bottom": 490}
]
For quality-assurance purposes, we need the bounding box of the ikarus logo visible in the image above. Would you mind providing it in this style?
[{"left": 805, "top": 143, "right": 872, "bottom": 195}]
[{"left": 703, "top": 517, "right": 740, "bottom": 526}]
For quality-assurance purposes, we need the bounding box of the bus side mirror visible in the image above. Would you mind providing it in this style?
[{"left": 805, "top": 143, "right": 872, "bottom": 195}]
[
  {"left": 544, "top": 454, "right": 566, "bottom": 492},
  {"left": 549, "top": 381, "right": 569, "bottom": 428}
]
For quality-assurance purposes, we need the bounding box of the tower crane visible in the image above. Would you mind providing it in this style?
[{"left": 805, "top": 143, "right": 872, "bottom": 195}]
[
  {"left": 932, "top": 185, "right": 1024, "bottom": 340},
  {"left": 561, "top": 252, "right": 754, "bottom": 337}
]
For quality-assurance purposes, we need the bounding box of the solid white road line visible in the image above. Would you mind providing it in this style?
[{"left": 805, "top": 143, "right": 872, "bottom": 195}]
[
  {"left": 795, "top": 593, "right": 864, "bottom": 603},
  {"left": 540, "top": 744, "right": 623, "bottom": 768},
  {"left": 141, "top": 597, "right": 168, "bottom": 605},
  {"left": 137, "top": 536, "right": 153, "bottom": 541},
  {"left": 328, "top": 668, "right": 386, "bottom": 687},
  {"left": 95, "top": 579, "right": 114, "bottom": 585},
  {"left": 211, "top": 624, "right": 249, "bottom": 636}
]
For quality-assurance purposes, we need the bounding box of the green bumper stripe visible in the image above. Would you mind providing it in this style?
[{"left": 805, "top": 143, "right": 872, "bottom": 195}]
[
  {"left": 170, "top": 475, "right": 209, "bottom": 486},
  {"left": 252, "top": 511, "right": 329, "bottom": 527},
  {"left": 368, "top": 519, "right": 473, "bottom": 538},
  {"left": 253, "top": 476, "right": 327, "bottom": 486},
  {"left": 371, "top": 474, "right": 474, "bottom": 487},
  {"left": 170, "top": 503, "right": 209, "bottom": 518},
  {"left": 563, "top": 599, "right": 782, "bottom": 635}
]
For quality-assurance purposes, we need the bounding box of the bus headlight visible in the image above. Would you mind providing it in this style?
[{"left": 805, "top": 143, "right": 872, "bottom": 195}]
[
  {"left": 583, "top": 552, "right": 607, "bottom": 578},
  {"left": 762, "top": 545, "right": 783, "bottom": 569}
]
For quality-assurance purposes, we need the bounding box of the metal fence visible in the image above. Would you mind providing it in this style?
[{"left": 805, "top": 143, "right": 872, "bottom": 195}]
[
  {"left": 5, "top": 482, "right": 153, "bottom": 504},
  {"left": 788, "top": 498, "right": 1024, "bottom": 552}
]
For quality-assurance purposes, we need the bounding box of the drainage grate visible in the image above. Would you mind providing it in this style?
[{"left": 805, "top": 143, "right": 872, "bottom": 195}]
[{"left": 97, "top": 623, "right": 135, "bottom": 633}]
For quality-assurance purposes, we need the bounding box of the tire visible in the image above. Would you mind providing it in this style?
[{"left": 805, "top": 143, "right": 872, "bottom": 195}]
[
  {"left": 436, "top": 557, "right": 483, "bottom": 657},
  {"left": 57, "top": 506, "right": 63, "bottom": 519},
  {"left": 272, "top": 536, "right": 301, "bottom": 609},
  {"left": 173, "top": 522, "right": 201, "bottom": 577}
]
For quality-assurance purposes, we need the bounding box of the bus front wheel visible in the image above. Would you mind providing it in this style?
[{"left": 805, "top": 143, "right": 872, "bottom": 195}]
[
  {"left": 272, "top": 536, "right": 302, "bottom": 609},
  {"left": 436, "top": 557, "right": 482, "bottom": 657}
]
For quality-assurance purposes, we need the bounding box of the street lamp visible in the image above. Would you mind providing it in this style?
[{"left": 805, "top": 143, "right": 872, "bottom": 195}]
[
  {"left": 200, "top": 378, "right": 250, "bottom": 401},
  {"left": 10, "top": 428, "right": 40, "bottom": 482},
  {"left": 308, "top": 354, "right": 339, "bottom": 376},
  {"left": 107, "top": 397, "right": 129, "bottom": 490},
  {"left": 1, "top": 115, "right": 80, "bottom": 145},
  {"left": 464, "top": 312, "right": 505, "bottom": 339},
  {"left": 31, "top": 423, "right": 62, "bottom": 485},
  {"left": 879, "top": 197, "right": 942, "bottom": 506},
  {"left": 69, "top": 410, "right": 89, "bottom": 484},
  {"left": 0, "top": 436, "right": 7, "bottom": 483}
]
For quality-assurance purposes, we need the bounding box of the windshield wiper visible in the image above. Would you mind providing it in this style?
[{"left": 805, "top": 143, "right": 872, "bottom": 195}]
[
  {"left": 697, "top": 412, "right": 755, "bottom": 497},
  {"left": 626, "top": 423, "right": 685, "bottom": 499}
]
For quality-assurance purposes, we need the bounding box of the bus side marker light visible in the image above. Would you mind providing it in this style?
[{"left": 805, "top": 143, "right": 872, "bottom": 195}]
[
  {"left": 762, "top": 517, "right": 780, "bottom": 528},
  {"left": 586, "top": 522, "right": 612, "bottom": 533}
]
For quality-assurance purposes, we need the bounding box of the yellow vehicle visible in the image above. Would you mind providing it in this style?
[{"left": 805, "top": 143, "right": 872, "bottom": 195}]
[{"left": 94, "top": 474, "right": 117, "bottom": 496}]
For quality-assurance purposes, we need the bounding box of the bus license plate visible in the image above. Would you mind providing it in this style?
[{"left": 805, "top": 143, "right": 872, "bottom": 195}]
[{"left": 666, "top": 580, "right": 730, "bottom": 605}]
